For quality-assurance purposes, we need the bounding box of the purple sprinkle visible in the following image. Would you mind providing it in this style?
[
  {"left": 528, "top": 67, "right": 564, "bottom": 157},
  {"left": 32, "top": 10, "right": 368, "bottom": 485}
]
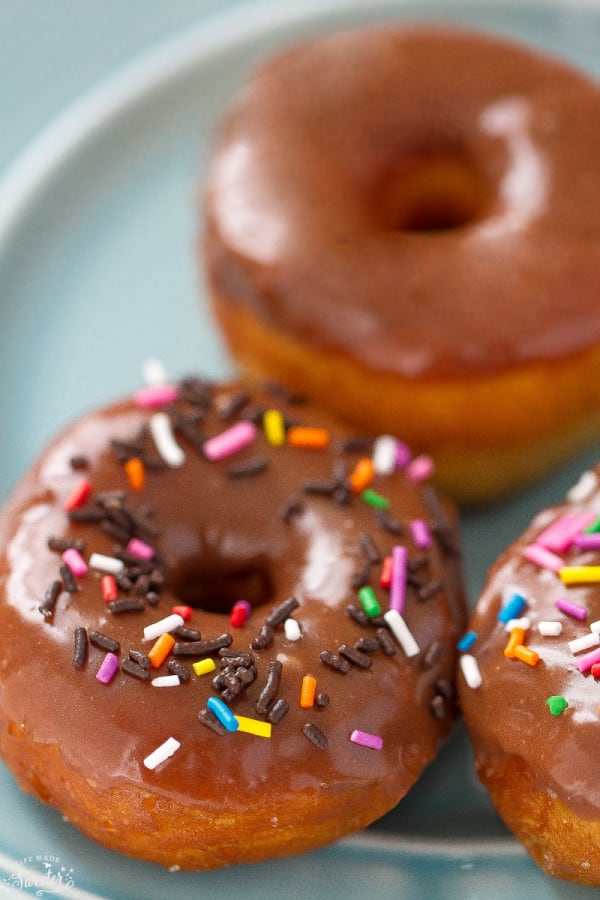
[
  {"left": 96, "top": 652, "right": 120, "bottom": 684},
  {"left": 572, "top": 533, "right": 600, "bottom": 551},
  {"left": 395, "top": 440, "right": 412, "bottom": 469},
  {"left": 410, "top": 519, "right": 432, "bottom": 549},
  {"left": 350, "top": 729, "right": 383, "bottom": 750},
  {"left": 389, "top": 545, "right": 407, "bottom": 614},
  {"left": 556, "top": 597, "right": 588, "bottom": 621}
]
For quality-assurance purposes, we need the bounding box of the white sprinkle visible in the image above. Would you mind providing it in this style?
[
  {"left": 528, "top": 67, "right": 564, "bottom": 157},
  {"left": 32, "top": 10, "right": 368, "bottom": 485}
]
[
  {"left": 151, "top": 675, "right": 181, "bottom": 687},
  {"left": 88, "top": 552, "right": 125, "bottom": 576},
  {"left": 372, "top": 435, "right": 398, "bottom": 475},
  {"left": 567, "top": 470, "right": 598, "bottom": 503},
  {"left": 284, "top": 618, "right": 302, "bottom": 641},
  {"left": 383, "top": 609, "right": 420, "bottom": 657},
  {"left": 143, "top": 357, "right": 168, "bottom": 386},
  {"left": 590, "top": 619, "right": 600, "bottom": 634},
  {"left": 143, "top": 613, "right": 184, "bottom": 642},
  {"left": 460, "top": 654, "right": 482, "bottom": 689},
  {"left": 143, "top": 736, "right": 181, "bottom": 770},
  {"left": 538, "top": 620, "right": 563, "bottom": 637},
  {"left": 149, "top": 412, "right": 185, "bottom": 467},
  {"left": 569, "top": 632, "right": 600, "bottom": 654},
  {"left": 503, "top": 616, "right": 530, "bottom": 633}
]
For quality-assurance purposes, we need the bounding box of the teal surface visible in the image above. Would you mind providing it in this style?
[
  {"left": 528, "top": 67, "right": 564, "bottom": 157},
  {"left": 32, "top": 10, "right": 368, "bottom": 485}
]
[{"left": 1, "top": 1, "right": 600, "bottom": 897}]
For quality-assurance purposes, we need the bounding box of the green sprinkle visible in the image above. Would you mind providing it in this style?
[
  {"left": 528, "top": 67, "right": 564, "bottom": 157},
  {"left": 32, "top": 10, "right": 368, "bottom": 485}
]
[
  {"left": 361, "top": 489, "right": 390, "bottom": 509},
  {"left": 546, "top": 695, "right": 568, "bottom": 716},
  {"left": 358, "top": 585, "right": 381, "bottom": 618},
  {"left": 584, "top": 517, "right": 600, "bottom": 534}
]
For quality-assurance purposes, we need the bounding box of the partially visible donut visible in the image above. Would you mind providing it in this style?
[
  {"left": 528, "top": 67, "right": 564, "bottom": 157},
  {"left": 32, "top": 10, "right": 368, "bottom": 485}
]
[
  {"left": 202, "top": 24, "right": 600, "bottom": 503},
  {"left": 0, "top": 373, "right": 465, "bottom": 869},
  {"left": 459, "top": 463, "right": 600, "bottom": 885}
]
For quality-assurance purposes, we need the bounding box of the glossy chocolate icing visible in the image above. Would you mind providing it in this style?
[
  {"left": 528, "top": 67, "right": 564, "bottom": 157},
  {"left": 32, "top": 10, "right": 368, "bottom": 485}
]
[
  {"left": 0, "top": 379, "right": 464, "bottom": 864},
  {"left": 459, "top": 464, "right": 600, "bottom": 819},
  {"left": 204, "top": 25, "right": 600, "bottom": 379}
]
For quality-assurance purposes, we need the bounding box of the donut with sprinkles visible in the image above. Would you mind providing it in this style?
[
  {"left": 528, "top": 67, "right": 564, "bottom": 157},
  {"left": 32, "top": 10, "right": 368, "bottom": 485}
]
[{"left": 0, "top": 370, "right": 465, "bottom": 869}]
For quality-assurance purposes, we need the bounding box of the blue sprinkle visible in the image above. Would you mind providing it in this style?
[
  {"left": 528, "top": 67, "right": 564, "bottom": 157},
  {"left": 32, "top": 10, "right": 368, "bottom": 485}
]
[
  {"left": 498, "top": 592, "right": 526, "bottom": 624},
  {"left": 457, "top": 630, "right": 477, "bottom": 652},
  {"left": 207, "top": 696, "right": 239, "bottom": 732}
]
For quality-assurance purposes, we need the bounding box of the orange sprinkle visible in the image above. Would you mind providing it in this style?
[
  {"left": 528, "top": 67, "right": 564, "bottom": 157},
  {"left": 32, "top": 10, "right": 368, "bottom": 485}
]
[
  {"left": 514, "top": 644, "right": 539, "bottom": 667},
  {"left": 148, "top": 633, "right": 175, "bottom": 669},
  {"left": 287, "top": 426, "right": 330, "bottom": 450},
  {"left": 349, "top": 457, "right": 375, "bottom": 493},
  {"left": 124, "top": 457, "right": 146, "bottom": 491},
  {"left": 300, "top": 674, "right": 317, "bottom": 709},
  {"left": 504, "top": 626, "right": 526, "bottom": 659}
]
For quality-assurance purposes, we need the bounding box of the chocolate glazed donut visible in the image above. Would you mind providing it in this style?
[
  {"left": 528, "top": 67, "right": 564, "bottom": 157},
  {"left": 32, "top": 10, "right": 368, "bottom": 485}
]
[
  {"left": 459, "top": 463, "right": 600, "bottom": 885},
  {"left": 0, "top": 375, "right": 465, "bottom": 869},
  {"left": 203, "top": 24, "right": 600, "bottom": 503}
]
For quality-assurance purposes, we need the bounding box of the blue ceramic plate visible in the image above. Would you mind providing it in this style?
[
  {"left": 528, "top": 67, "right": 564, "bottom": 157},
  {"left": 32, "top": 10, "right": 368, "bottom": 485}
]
[{"left": 1, "top": 1, "right": 600, "bottom": 897}]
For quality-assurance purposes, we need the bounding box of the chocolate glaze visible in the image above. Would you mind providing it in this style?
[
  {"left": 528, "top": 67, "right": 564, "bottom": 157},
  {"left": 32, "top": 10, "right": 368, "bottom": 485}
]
[
  {"left": 0, "top": 379, "right": 464, "bottom": 865},
  {"left": 459, "top": 463, "right": 600, "bottom": 819},
  {"left": 204, "top": 25, "right": 600, "bottom": 379}
]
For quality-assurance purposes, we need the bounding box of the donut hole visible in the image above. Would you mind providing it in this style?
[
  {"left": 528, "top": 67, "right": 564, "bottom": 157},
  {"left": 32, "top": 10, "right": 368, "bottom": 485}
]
[
  {"left": 378, "top": 150, "right": 487, "bottom": 232},
  {"left": 171, "top": 562, "right": 274, "bottom": 614}
]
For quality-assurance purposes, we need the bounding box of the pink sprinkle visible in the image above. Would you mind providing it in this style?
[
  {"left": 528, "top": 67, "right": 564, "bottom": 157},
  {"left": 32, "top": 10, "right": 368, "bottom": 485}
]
[
  {"left": 523, "top": 544, "right": 563, "bottom": 573},
  {"left": 536, "top": 512, "right": 597, "bottom": 553},
  {"left": 406, "top": 454, "right": 435, "bottom": 483},
  {"left": 410, "top": 519, "right": 432, "bottom": 549},
  {"left": 96, "top": 652, "right": 119, "bottom": 684},
  {"left": 62, "top": 547, "right": 88, "bottom": 578},
  {"left": 556, "top": 597, "right": 588, "bottom": 621},
  {"left": 576, "top": 645, "right": 600, "bottom": 673},
  {"left": 126, "top": 537, "right": 155, "bottom": 561},
  {"left": 203, "top": 421, "right": 257, "bottom": 461},
  {"left": 350, "top": 729, "right": 383, "bottom": 750},
  {"left": 395, "top": 440, "right": 412, "bottom": 469},
  {"left": 572, "top": 533, "right": 600, "bottom": 551},
  {"left": 134, "top": 384, "right": 179, "bottom": 409},
  {"left": 389, "top": 545, "right": 407, "bottom": 614}
]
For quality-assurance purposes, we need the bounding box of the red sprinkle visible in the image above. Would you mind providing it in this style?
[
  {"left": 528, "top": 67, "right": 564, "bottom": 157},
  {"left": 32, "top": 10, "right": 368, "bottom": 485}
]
[
  {"left": 592, "top": 663, "right": 600, "bottom": 678},
  {"left": 380, "top": 556, "right": 393, "bottom": 589},
  {"left": 230, "top": 600, "right": 251, "bottom": 628},
  {"left": 101, "top": 575, "right": 118, "bottom": 603},
  {"left": 172, "top": 605, "right": 194, "bottom": 622},
  {"left": 64, "top": 477, "right": 92, "bottom": 511}
]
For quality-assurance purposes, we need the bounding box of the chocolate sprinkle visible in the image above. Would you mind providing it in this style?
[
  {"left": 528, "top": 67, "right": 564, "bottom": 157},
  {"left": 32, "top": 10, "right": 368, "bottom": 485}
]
[
  {"left": 129, "top": 649, "right": 151, "bottom": 669},
  {"left": 265, "top": 596, "right": 299, "bottom": 629},
  {"left": 107, "top": 598, "right": 146, "bottom": 614},
  {"left": 173, "top": 634, "right": 233, "bottom": 657},
  {"left": 267, "top": 698, "right": 289, "bottom": 724},
  {"left": 338, "top": 644, "right": 373, "bottom": 669},
  {"left": 302, "top": 723, "right": 328, "bottom": 750},
  {"left": 59, "top": 563, "right": 78, "bottom": 594},
  {"left": 198, "top": 707, "right": 228, "bottom": 736},
  {"left": 72, "top": 627, "right": 88, "bottom": 669},
  {"left": 39, "top": 579, "right": 62, "bottom": 618},
  {"left": 227, "top": 455, "right": 269, "bottom": 478},
  {"left": 121, "top": 657, "right": 150, "bottom": 680},
  {"left": 89, "top": 631, "right": 121, "bottom": 654},
  {"left": 250, "top": 624, "right": 274, "bottom": 650},
  {"left": 359, "top": 532, "right": 381, "bottom": 565},
  {"left": 319, "top": 650, "right": 351, "bottom": 674},
  {"left": 255, "top": 659, "right": 283, "bottom": 715}
]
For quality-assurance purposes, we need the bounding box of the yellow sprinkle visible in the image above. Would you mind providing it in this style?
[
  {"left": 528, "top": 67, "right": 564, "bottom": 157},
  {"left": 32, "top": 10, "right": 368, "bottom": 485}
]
[
  {"left": 234, "top": 715, "right": 272, "bottom": 738},
  {"left": 559, "top": 566, "right": 600, "bottom": 585},
  {"left": 263, "top": 409, "right": 286, "bottom": 447},
  {"left": 192, "top": 658, "right": 217, "bottom": 676}
]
